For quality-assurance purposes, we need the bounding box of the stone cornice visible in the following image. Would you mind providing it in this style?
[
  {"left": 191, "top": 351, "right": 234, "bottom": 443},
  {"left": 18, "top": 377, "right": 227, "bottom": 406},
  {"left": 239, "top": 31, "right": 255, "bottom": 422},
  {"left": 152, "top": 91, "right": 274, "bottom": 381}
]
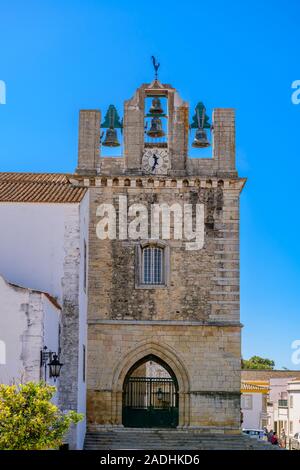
[
  {"left": 87, "top": 319, "right": 242, "bottom": 327},
  {"left": 69, "top": 175, "right": 247, "bottom": 192}
]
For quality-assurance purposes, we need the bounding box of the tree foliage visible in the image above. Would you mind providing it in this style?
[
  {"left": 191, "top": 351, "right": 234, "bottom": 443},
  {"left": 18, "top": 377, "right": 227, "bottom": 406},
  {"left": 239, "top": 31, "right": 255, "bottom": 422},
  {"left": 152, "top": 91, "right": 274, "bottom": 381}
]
[
  {"left": 242, "top": 355, "right": 275, "bottom": 370},
  {"left": 0, "top": 382, "right": 83, "bottom": 450}
]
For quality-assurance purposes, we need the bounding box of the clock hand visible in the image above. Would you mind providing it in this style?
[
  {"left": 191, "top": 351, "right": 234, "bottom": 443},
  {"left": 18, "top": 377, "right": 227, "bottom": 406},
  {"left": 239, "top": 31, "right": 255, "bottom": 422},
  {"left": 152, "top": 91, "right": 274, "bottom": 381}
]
[{"left": 151, "top": 154, "right": 159, "bottom": 171}]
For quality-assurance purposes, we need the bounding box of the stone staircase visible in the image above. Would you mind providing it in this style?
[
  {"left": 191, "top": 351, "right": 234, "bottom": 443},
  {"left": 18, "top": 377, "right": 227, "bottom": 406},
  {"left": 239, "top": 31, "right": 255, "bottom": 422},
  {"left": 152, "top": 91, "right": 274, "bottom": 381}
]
[{"left": 84, "top": 429, "right": 280, "bottom": 450}]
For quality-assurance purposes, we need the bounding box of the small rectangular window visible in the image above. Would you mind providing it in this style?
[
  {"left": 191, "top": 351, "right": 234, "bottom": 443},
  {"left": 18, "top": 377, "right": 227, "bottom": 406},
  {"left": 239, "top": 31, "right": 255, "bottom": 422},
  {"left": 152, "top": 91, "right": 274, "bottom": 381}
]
[
  {"left": 142, "top": 246, "right": 163, "bottom": 285},
  {"left": 58, "top": 324, "right": 61, "bottom": 355},
  {"left": 83, "top": 345, "right": 86, "bottom": 383},
  {"left": 241, "top": 394, "right": 253, "bottom": 410},
  {"left": 83, "top": 240, "right": 87, "bottom": 292},
  {"left": 136, "top": 242, "right": 169, "bottom": 289},
  {"left": 290, "top": 395, "right": 294, "bottom": 408}
]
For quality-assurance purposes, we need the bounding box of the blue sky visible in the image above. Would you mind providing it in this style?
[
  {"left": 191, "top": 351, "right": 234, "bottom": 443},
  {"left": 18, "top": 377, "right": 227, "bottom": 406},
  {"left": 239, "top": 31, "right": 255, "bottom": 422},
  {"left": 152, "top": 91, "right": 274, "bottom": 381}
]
[{"left": 0, "top": 0, "right": 299, "bottom": 368}]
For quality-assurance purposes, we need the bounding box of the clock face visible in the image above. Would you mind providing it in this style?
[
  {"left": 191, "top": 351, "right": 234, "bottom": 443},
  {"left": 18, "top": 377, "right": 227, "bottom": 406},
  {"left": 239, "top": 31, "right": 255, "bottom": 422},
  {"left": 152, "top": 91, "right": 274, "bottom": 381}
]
[{"left": 142, "top": 149, "right": 170, "bottom": 175}]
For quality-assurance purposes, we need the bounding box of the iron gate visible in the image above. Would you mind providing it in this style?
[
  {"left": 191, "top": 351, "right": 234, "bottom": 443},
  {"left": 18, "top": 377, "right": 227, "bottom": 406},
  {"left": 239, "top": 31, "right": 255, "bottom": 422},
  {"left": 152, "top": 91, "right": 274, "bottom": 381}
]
[{"left": 122, "top": 377, "right": 179, "bottom": 428}]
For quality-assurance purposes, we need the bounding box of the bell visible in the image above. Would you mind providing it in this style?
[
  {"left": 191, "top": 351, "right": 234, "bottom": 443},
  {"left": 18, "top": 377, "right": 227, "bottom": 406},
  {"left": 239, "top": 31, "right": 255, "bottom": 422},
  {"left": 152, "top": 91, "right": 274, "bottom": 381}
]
[
  {"left": 149, "top": 98, "right": 163, "bottom": 115},
  {"left": 102, "top": 127, "right": 120, "bottom": 147},
  {"left": 192, "top": 128, "right": 210, "bottom": 148},
  {"left": 147, "top": 116, "right": 165, "bottom": 138}
]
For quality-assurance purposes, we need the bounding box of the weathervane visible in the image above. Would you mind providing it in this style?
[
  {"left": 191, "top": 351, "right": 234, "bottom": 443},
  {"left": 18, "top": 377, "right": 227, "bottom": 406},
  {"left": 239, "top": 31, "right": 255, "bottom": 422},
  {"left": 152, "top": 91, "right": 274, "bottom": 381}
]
[{"left": 151, "top": 56, "right": 160, "bottom": 80}]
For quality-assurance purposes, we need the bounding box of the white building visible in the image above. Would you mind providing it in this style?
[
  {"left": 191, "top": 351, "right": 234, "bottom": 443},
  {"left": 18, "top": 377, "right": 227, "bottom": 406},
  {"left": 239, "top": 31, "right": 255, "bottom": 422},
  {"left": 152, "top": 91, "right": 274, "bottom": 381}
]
[
  {"left": 287, "top": 379, "right": 300, "bottom": 438},
  {"left": 0, "top": 173, "right": 89, "bottom": 449},
  {"left": 241, "top": 371, "right": 300, "bottom": 442},
  {"left": 241, "top": 381, "right": 269, "bottom": 430},
  {"left": 0, "top": 273, "right": 60, "bottom": 388},
  {"left": 267, "top": 378, "right": 290, "bottom": 436}
]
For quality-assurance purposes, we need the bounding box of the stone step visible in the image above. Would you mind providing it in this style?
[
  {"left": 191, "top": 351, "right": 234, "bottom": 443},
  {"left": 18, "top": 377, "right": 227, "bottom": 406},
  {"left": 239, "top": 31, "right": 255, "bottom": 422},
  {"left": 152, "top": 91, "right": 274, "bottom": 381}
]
[{"left": 84, "top": 430, "right": 279, "bottom": 450}]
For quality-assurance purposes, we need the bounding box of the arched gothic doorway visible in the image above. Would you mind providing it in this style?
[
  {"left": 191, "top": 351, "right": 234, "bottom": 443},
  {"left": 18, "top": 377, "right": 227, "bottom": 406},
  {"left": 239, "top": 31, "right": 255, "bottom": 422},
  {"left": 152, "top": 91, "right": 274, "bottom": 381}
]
[{"left": 122, "top": 354, "right": 179, "bottom": 428}]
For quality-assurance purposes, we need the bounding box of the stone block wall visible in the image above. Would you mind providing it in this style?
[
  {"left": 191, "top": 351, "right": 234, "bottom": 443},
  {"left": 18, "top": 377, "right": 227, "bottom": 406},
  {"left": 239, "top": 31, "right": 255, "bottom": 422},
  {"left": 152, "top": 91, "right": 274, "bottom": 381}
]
[
  {"left": 212, "top": 109, "right": 236, "bottom": 174},
  {"left": 84, "top": 175, "right": 244, "bottom": 431},
  {"left": 86, "top": 177, "right": 244, "bottom": 324},
  {"left": 86, "top": 324, "right": 241, "bottom": 431},
  {"left": 77, "top": 110, "right": 101, "bottom": 175}
]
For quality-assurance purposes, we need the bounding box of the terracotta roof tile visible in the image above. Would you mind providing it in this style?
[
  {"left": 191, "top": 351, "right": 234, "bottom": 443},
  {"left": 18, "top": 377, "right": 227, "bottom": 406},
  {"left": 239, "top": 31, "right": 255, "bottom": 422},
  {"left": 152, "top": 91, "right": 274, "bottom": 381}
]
[
  {"left": 0, "top": 173, "right": 87, "bottom": 203},
  {"left": 0, "top": 173, "right": 70, "bottom": 183}
]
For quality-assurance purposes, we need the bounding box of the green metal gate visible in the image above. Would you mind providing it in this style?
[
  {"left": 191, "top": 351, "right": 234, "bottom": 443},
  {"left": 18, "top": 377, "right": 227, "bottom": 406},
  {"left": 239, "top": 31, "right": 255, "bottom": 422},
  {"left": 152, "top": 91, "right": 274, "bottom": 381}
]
[{"left": 122, "top": 377, "right": 179, "bottom": 428}]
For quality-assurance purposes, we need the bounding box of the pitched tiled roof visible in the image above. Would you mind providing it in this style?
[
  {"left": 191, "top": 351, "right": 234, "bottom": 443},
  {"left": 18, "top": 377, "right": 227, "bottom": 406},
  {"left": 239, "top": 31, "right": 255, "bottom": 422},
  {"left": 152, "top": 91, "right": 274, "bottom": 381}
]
[
  {"left": 242, "top": 370, "right": 300, "bottom": 380},
  {"left": 0, "top": 173, "right": 87, "bottom": 203}
]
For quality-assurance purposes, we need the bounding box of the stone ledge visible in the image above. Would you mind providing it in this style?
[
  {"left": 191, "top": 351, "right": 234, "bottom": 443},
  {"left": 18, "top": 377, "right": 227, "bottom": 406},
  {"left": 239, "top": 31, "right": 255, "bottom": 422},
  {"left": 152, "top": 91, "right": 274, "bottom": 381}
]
[
  {"left": 87, "top": 319, "right": 243, "bottom": 327},
  {"left": 189, "top": 391, "right": 241, "bottom": 398}
]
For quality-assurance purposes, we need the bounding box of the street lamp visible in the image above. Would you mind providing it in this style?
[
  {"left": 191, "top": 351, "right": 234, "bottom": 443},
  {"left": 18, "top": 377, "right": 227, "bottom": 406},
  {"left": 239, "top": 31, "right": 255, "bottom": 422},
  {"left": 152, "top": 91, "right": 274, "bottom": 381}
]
[
  {"left": 40, "top": 346, "right": 63, "bottom": 382},
  {"left": 156, "top": 387, "right": 164, "bottom": 402},
  {"left": 48, "top": 354, "right": 63, "bottom": 382}
]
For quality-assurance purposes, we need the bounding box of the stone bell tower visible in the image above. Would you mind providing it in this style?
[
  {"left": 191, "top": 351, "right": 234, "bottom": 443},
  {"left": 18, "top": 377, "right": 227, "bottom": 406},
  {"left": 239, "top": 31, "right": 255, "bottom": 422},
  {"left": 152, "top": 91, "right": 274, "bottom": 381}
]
[{"left": 76, "top": 69, "right": 245, "bottom": 433}]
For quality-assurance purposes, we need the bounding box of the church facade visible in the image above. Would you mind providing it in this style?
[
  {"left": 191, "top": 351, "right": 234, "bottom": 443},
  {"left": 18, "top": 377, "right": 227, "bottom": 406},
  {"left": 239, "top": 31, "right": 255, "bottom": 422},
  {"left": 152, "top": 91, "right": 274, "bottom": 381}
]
[
  {"left": 76, "top": 79, "right": 245, "bottom": 433},
  {"left": 0, "top": 76, "right": 246, "bottom": 447}
]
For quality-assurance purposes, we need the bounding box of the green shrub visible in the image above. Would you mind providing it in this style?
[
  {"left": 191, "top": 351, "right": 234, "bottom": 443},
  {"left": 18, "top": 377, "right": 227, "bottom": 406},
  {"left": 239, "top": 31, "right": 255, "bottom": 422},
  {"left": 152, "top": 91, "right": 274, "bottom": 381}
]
[{"left": 0, "top": 382, "right": 83, "bottom": 450}]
